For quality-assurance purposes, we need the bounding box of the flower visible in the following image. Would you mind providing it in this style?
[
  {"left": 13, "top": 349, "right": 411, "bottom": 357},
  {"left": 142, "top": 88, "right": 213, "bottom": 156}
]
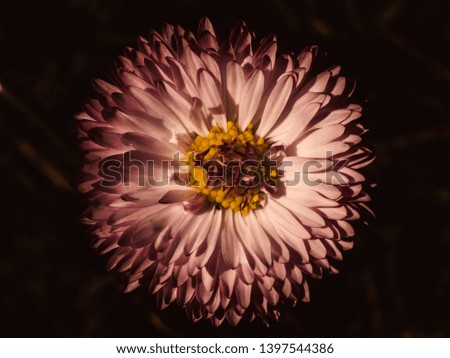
[{"left": 76, "top": 17, "right": 375, "bottom": 326}]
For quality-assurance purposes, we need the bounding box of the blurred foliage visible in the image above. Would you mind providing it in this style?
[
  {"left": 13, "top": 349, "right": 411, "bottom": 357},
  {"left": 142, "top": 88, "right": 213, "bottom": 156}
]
[{"left": 0, "top": 0, "right": 449, "bottom": 337}]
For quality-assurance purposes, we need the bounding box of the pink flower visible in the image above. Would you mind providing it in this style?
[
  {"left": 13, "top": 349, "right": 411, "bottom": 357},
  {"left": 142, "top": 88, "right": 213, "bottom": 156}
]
[{"left": 76, "top": 18, "right": 375, "bottom": 326}]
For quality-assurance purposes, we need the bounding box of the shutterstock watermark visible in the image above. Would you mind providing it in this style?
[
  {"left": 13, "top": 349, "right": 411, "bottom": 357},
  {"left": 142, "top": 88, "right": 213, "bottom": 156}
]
[{"left": 99, "top": 151, "right": 349, "bottom": 188}]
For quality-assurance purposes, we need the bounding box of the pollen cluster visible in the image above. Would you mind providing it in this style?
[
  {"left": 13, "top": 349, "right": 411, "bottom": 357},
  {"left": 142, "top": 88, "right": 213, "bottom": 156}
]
[{"left": 186, "top": 121, "right": 276, "bottom": 216}]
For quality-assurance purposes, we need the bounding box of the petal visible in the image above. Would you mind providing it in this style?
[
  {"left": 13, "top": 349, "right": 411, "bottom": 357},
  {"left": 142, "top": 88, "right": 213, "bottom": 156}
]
[
  {"left": 184, "top": 208, "right": 214, "bottom": 254},
  {"left": 296, "top": 124, "right": 346, "bottom": 152},
  {"left": 197, "top": 69, "right": 227, "bottom": 128},
  {"left": 235, "top": 282, "right": 252, "bottom": 309},
  {"left": 257, "top": 75, "right": 295, "bottom": 138},
  {"left": 198, "top": 17, "right": 217, "bottom": 38},
  {"left": 220, "top": 210, "right": 241, "bottom": 269},
  {"left": 238, "top": 69, "right": 265, "bottom": 130},
  {"left": 225, "top": 61, "right": 245, "bottom": 121},
  {"left": 269, "top": 95, "right": 326, "bottom": 145}
]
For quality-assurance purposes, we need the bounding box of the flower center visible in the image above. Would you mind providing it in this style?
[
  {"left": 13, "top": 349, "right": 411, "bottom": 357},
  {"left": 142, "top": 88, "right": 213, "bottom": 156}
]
[{"left": 186, "top": 121, "right": 278, "bottom": 216}]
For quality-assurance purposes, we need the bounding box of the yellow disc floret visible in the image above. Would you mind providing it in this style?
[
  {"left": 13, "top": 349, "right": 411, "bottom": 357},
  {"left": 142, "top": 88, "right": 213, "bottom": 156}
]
[{"left": 186, "top": 121, "right": 277, "bottom": 216}]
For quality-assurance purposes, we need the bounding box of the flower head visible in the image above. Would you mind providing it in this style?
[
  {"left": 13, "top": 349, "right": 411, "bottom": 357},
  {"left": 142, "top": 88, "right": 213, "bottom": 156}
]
[{"left": 76, "top": 18, "right": 375, "bottom": 326}]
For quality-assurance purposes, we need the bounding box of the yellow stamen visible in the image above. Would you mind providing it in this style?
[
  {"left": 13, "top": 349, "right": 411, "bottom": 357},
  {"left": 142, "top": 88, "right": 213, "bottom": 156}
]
[{"left": 185, "top": 121, "right": 275, "bottom": 216}]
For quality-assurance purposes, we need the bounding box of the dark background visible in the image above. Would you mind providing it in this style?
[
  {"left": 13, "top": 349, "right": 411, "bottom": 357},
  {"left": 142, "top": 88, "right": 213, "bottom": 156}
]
[{"left": 1, "top": 0, "right": 449, "bottom": 337}]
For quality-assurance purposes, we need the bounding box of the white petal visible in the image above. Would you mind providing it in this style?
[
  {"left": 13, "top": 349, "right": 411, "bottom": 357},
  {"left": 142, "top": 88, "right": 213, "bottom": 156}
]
[
  {"left": 297, "top": 46, "right": 317, "bottom": 73},
  {"left": 238, "top": 69, "right": 265, "bottom": 130},
  {"left": 184, "top": 208, "right": 214, "bottom": 254},
  {"left": 269, "top": 96, "right": 325, "bottom": 145},
  {"left": 285, "top": 186, "right": 339, "bottom": 208},
  {"left": 266, "top": 199, "right": 312, "bottom": 238},
  {"left": 254, "top": 209, "right": 290, "bottom": 263},
  {"left": 158, "top": 189, "right": 198, "bottom": 204},
  {"left": 233, "top": 213, "right": 268, "bottom": 276},
  {"left": 315, "top": 108, "right": 361, "bottom": 128},
  {"left": 247, "top": 212, "right": 273, "bottom": 266},
  {"left": 273, "top": 196, "right": 326, "bottom": 227},
  {"left": 296, "top": 124, "right": 346, "bottom": 152},
  {"left": 128, "top": 87, "right": 186, "bottom": 133},
  {"left": 198, "top": 17, "right": 216, "bottom": 37},
  {"left": 317, "top": 206, "right": 347, "bottom": 220},
  {"left": 307, "top": 239, "right": 327, "bottom": 259},
  {"left": 235, "top": 282, "right": 251, "bottom": 308},
  {"left": 181, "top": 47, "right": 204, "bottom": 80},
  {"left": 289, "top": 265, "right": 304, "bottom": 284},
  {"left": 264, "top": 200, "right": 310, "bottom": 261},
  {"left": 225, "top": 61, "right": 245, "bottom": 121},
  {"left": 220, "top": 210, "right": 241, "bottom": 269},
  {"left": 167, "top": 57, "right": 199, "bottom": 98},
  {"left": 200, "top": 52, "right": 221, "bottom": 80},
  {"left": 257, "top": 75, "right": 294, "bottom": 138},
  {"left": 297, "top": 141, "right": 350, "bottom": 158},
  {"left": 189, "top": 98, "right": 211, "bottom": 135},
  {"left": 270, "top": 261, "right": 287, "bottom": 280},
  {"left": 197, "top": 69, "right": 227, "bottom": 128},
  {"left": 254, "top": 35, "right": 277, "bottom": 65},
  {"left": 331, "top": 77, "right": 346, "bottom": 96},
  {"left": 198, "top": 209, "right": 223, "bottom": 268},
  {"left": 309, "top": 71, "right": 331, "bottom": 93}
]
